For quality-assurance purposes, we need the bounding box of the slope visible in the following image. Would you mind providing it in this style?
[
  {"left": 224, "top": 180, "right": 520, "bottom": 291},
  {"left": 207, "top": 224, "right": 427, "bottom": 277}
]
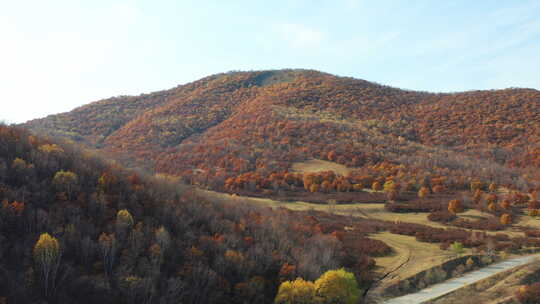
[
  {"left": 1, "top": 123, "right": 407, "bottom": 303},
  {"left": 21, "top": 70, "right": 540, "bottom": 194}
]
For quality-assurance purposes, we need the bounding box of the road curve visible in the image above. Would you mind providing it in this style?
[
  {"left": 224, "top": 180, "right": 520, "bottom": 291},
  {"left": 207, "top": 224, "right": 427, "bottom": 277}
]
[{"left": 383, "top": 254, "right": 538, "bottom": 304}]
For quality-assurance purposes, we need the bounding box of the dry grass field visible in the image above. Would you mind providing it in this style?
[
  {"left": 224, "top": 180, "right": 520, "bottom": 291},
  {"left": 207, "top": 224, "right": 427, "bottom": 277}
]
[
  {"left": 198, "top": 189, "right": 463, "bottom": 284},
  {"left": 291, "top": 158, "right": 353, "bottom": 175},
  {"left": 370, "top": 232, "right": 457, "bottom": 281},
  {"left": 195, "top": 164, "right": 534, "bottom": 295}
]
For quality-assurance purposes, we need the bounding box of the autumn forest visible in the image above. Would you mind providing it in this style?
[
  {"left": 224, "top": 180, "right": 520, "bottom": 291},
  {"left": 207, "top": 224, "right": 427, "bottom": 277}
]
[{"left": 3, "top": 69, "right": 540, "bottom": 303}]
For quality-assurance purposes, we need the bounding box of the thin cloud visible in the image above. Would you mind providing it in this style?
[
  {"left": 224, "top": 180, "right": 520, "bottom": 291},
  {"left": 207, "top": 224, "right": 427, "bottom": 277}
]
[{"left": 277, "top": 23, "right": 325, "bottom": 49}]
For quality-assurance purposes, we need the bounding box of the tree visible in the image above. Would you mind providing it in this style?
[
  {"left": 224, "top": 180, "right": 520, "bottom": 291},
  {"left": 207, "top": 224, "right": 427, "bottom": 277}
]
[
  {"left": 98, "top": 171, "right": 118, "bottom": 193},
  {"left": 500, "top": 213, "right": 512, "bottom": 225},
  {"left": 314, "top": 268, "right": 360, "bottom": 304},
  {"left": 432, "top": 184, "right": 444, "bottom": 194},
  {"left": 450, "top": 242, "right": 464, "bottom": 257},
  {"left": 500, "top": 200, "right": 511, "bottom": 210},
  {"left": 371, "top": 181, "right": 382, "bottom": 191},
  {"left": 486, "top": 194, "right": 498, "bottom": 204},
  {"left": 39, "top": 143, "right": 64, "bottom": 155},
  {"left": 418, "top": 187, "right": 430, "bottom": 199},
  {"left": 321, "top": 180, "right": 333, "bottom": 193},
  {"left": 473, "top": 189, "right": 483, "bottom": 204},
  {"left": 99, "top": 233, "right": 117, "bottom": 279},
  {"left": 116, "top": 209, "right": 134, "bottom": 240},
  {"left": 274, "top": 278, "right": 316, "bottom": 304},
  {"left": 447, "top": 199, "right": 463, "bottom": 215},
  {"left": 470, "top": 181, "right": 483, "bottom": 192},
  {"left": 466, "top": 257, "right": 475, "bottom": 269},
  {"left": 155, "top": 226, "right": 171, "bottom": 252},
  {"left": 383, "top": 180, "right": 396, "bottom": 193},
  {"left": 52, "top": 170, "right": 78, "bottom": 199},
  {"left": 33, "top": 233, "right": 61, "bottom": 298}
]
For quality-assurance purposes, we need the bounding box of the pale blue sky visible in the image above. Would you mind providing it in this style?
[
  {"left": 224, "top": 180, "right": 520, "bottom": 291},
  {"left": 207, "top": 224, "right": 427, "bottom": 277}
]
[{"left": 1, "top": 0, "right": 540, "bottom": 123}]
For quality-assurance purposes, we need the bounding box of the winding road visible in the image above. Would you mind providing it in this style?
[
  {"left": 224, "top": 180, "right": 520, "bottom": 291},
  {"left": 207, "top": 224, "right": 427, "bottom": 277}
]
[{"left": 383, "top": 254, "right": 539, "bottom": 304}]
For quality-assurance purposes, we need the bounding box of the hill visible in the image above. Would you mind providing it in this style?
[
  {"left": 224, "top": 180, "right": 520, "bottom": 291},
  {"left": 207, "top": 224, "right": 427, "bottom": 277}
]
[
  {"left": 7, "top": 124, "right": 540, "bottom": 304},
  {"left": 1, "top": 124, "right": 403, "bottom": 303},
  {"left": 11, "top": 69, "right": 540, "bottom": 302},
  {"left": 23, "top": 70, "right": 540, "bottom": 197}
]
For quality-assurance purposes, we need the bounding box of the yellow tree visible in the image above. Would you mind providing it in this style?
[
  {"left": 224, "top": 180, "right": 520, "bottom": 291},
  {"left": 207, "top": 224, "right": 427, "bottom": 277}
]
[
  {"left": 33, "top": 233, "right": 61, "bottom": 298},
  {"left": 418, "top": 187, "right": 430, "bottom": 199},
  {"left": 470, "top": 181, "right": 484, "bottom": 192},
  {"left": 155, "top": 226, "right": 171, "bottom": 252},
  {"left": 52, "top": 170, "right": 78, "bottom": 199},
  {"left": 314, "top": 268, "right": 360, "bottom": 304},
  {"left": 38, "top": 144, "right": 64, "bottom": 155},
  {"left": 500, "top": 213, "right": 512, "bottom": 225},
  {"left": 383, "top": 180, "right": 396, "bottom": 193},
  {"left": 116, "top": 209, "right": 134, "bottom": 241},
  {"left": 274, "top": 278, "right": 317, "bottom": 304}
]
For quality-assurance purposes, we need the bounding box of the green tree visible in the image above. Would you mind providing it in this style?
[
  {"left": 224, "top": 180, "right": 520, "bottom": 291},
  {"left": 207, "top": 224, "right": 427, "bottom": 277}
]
[
  {"left": 450, "top": 242, "right": 464, "bottom": 257},
  {"left": 314, "top": 268, "right": 360, "bottom": 304}
]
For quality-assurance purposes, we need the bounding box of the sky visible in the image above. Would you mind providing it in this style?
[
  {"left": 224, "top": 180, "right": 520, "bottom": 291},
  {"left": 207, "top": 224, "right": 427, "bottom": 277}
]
[{"left": 1, "top": 0, "right": 540, "bottom": 123}]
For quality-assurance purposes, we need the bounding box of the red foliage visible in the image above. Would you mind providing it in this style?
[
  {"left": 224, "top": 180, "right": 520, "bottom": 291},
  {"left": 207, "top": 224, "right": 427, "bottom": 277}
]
[{"left": 22, "top": 70, "right": 540, "bottom": 196}]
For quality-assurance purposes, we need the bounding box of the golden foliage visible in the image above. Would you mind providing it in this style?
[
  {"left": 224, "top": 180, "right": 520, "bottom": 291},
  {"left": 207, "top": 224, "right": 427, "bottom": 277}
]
[
  {"left": 274, "top": 278, "right": 316, "bottom": 304},
  {"left": 33, "top": 233, "right": 60, "bottom": 264},
  {"left": 116, "top": 209, "right": 134, "bottom": 227},
  {"left": 500, "top": 213, "right": 512, "bottom": 225},
  {"left": 314, "top": 268, "right": 360, "bottom": 304},
  {"left": 418, "top": 187, "right": 430, "bottom": 199}
]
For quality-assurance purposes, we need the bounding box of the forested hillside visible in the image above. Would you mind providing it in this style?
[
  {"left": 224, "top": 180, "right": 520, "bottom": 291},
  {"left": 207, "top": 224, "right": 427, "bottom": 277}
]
[
  {"left": 23, "top": 70, "right": 540, "bottom": 197},
  {"left": 10, "top": 69, "right": 540, "bottom": 303},
  {"left": 0, "top": 124, "right": 400, "bottom": 303}
]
